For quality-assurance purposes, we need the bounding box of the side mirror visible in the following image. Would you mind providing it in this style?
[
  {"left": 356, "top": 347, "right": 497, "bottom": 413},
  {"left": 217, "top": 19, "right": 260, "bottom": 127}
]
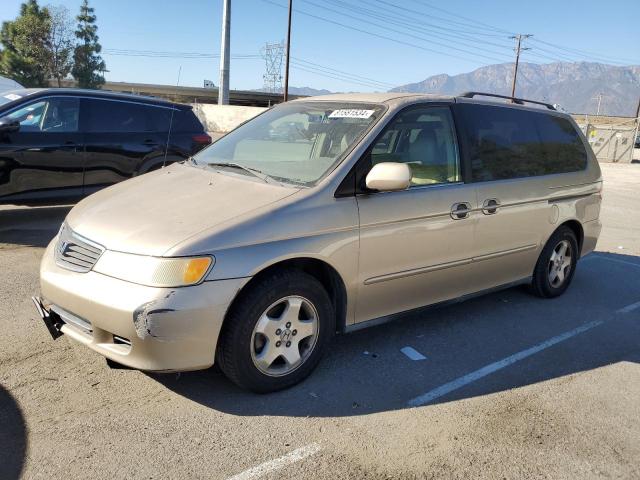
[
  {"left": 0, "top": 117, "right": 19, "bottom": 134},
  {"left": 365, "top": 162, "right": 411, "bottom": 192}
]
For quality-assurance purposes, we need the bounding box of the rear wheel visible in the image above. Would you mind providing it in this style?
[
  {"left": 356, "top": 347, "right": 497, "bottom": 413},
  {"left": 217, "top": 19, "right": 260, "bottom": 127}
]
[
  {"left": 217, "top": 270, "right": 334, "bottom": 393},
  {"left": 531, "top": 226, "right": 578, "bottom": 298}
]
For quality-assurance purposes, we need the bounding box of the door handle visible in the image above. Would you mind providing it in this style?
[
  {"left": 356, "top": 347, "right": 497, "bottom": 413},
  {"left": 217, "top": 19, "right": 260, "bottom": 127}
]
[
  {"left": 143, "top": 139, "right": 158, "bottom": 145},
  {"left": 450, "top": 202, "right": 472, "bottom": 220},
  {"left": 482, "top": 198, "right": 501, "bottom": 215}
]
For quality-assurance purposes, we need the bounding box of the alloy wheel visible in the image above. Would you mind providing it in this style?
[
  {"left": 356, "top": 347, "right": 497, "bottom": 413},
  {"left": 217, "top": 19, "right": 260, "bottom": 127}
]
[
  {"left": 548, "top": 239, "right": 572, "bottom": 288},
  {"left": 250, "top": 296, "right": 319, "bottom": 377}
]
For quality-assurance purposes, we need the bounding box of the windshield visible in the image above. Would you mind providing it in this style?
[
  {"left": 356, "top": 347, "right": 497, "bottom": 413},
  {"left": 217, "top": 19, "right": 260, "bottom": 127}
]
[{"left": 193, "top": 102, "right": 385, "bottom": 185}]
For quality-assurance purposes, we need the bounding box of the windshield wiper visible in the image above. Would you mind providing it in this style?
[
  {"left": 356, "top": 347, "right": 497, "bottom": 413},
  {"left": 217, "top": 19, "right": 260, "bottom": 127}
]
[{"left": 206, "top": 162, "right": 272, "bottom": 183}]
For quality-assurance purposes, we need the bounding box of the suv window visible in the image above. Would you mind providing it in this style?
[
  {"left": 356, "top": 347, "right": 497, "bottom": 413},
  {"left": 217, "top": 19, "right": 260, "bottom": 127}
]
[
  {"left": 6, "top": 97, "right": 79, "bottom": 133},
  {"left": 85, "top": 99, "right": 163, "bottom": 133},
  {"left": 173, "top": 110, "right": 203, "bottom": 132},
  {"left": 144, "top": 108, "right": 203, "bottom": 133},
  {"left": 457, "top": 104, "right": 587, "bottom": 182},
  {"left": 369, "top": 106, "right": 460, "bottom": 186}
]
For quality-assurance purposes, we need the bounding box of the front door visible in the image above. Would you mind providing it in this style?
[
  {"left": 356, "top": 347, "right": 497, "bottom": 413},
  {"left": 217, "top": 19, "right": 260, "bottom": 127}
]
[
  {"left": 0, "top": 96, "right": 83, "bottom": 203},
  {"left": 354, "top": 104, "right": 478, "bottom": 324}
]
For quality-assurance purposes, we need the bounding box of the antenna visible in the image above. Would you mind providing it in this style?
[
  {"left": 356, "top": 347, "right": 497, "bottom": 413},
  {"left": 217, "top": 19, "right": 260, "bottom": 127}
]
[{"left": 163, "top": 65, "right": 182, "bottom": 168}]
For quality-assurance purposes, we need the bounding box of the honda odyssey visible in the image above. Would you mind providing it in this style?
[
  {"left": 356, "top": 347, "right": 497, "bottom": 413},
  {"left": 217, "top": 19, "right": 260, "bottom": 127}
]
[{"left": 34, "top": 92, "right": 602, "bottom": 392}]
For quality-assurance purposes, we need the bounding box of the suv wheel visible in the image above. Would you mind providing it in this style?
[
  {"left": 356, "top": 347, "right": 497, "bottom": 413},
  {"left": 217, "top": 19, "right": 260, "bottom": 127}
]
[
  {"left": 531, "top": 226, "right": 578, "bottom": 298},
  {"left": 217, "top": 270, "right": 334, "bottom": 393}
]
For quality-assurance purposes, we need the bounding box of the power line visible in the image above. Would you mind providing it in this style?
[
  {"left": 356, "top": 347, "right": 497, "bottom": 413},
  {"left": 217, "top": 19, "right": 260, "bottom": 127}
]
[
  {"left": 324, "top": 0, "right": 514, "bottom": 60},
  {"left": 259, "top": 0, "right": 502, "bottom": 66},
  {"left": 290, "top": 61, "right": 393, "bottom": 90},
  {"left": 530, "top": 38, "right": 640, "bottom": 65},
  {"left": 103, "top": 49, "right": 260, "bottom": 59},
  {"left": 292, "top": 57, "right": 395, "bottom": 88},
  {"left": 372, "top": 0, "right": 514, "bottom": 37},
  {"left": 102, "top": 48, "right": 395, "bottom": 91},
  {"left": 300, "top": 0, "right": 510, "bottom": 64},
  {"left": 408, "top": 0, "right": 515, "bottom": 35}
]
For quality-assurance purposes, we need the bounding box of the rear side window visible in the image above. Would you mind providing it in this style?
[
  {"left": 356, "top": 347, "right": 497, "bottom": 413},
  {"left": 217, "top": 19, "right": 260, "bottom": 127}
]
[
  {"left": 172, "top": 109, "right": 204, "bottom": 133},
  {"left": 85, "top": 99, "right": 172, "bottom": 133},
  {"left": 456, "top": 104, "right": 587, "bottom": 182},
  {"left": 535, "top": 114, "right": 588, "bottom": 174},
  {"left": 141, "top": 108, "right": 202, "bottom": 133}
]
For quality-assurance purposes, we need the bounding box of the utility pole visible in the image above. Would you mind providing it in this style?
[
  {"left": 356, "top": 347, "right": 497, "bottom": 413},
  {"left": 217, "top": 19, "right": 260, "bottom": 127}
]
[
  {"left": 218, "top": 0, "right": 231, "bottom": 105},
  {"left": 510, "top": 34, "right": 531, "bottom": 100},
  {"left": 592, "top": 92, "right": 605, "bottom": 116},
  {"left": 283, "top": 0, "right": 293, "bottom": 102},
  {"left": 633, "top": 96, "right": 640, "bottom": 154}
]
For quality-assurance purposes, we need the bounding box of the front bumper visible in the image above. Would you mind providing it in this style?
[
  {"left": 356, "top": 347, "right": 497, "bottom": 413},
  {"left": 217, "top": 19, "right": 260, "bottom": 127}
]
[{"left": 37, "top": 239, "right": 250, "bottom": 372}]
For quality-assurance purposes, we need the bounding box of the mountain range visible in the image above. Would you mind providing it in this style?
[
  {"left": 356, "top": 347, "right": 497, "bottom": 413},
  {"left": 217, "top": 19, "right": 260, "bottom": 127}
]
[{"left": 390, "top": 62, "right": 640, "bottom": 116}]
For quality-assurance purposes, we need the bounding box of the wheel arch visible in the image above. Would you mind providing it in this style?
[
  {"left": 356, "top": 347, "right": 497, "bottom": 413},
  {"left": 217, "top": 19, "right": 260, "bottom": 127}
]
[
  {"left": 223, "top": 257, "right": 349, "bottom": 334},
  {"left": 556, "top": 219, "right": 584, "bottom": 257}
]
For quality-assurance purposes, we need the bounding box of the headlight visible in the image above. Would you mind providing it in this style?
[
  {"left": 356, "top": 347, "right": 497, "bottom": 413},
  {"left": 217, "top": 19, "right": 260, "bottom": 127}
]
[{"left": 93, "top": 251, "right": 213, "bottom": 287}]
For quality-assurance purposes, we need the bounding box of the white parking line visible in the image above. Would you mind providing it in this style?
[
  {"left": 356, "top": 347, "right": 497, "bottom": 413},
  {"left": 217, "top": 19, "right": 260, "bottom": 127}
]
[
  {"left": 592, "top": 254, "right": 640, "bottom": 269},
  {"left": 401, "top": 346, "right": 427, "bottom": 361},
  {"left": 407, "top": 320, "right": 604, "bottom": 407},
  {"left": 617, "top": 301, "right": 640, "bottom": 314},
  {"left": 228, "top": 443, "right": 321, "bottom": 480}
]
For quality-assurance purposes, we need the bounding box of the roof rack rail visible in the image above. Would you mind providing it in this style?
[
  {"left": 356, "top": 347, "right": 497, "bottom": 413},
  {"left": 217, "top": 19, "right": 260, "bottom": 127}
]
[{"left": 458, "top": 91, "right": 556, "bottom": 110}]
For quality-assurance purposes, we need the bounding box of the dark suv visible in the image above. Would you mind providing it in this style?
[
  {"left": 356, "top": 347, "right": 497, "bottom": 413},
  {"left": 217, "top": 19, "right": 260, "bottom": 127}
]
[{"left": 0, "top": 88, "right": 211, "bottom": 205}]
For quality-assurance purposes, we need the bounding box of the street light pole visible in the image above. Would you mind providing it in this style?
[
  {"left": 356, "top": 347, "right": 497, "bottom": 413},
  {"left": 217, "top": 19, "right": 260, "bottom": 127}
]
[
  {"left": 283, "top": 0, "right": 293, "bottom": 102},
  {"left": 218, "top": 0, "right": 231, "bottom": 105}
]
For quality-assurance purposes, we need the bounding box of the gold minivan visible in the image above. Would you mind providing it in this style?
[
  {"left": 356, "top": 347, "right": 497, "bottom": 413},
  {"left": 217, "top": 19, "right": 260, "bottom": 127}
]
[{"left": 34, "top": 92, "right": 602, "bottom": 392}]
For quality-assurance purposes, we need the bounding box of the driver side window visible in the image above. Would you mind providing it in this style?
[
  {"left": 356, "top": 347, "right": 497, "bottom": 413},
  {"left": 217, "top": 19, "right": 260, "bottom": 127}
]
[
  {"left": 7, "top": 97, "right": 79, "bottom": 133},
  {"left": 370, "top": 106, "right": 460, "bottom": 186}
]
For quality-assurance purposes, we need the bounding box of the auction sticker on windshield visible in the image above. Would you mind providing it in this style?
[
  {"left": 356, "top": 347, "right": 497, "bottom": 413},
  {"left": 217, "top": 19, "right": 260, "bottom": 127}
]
[
  {"left": 328, "top": 109, "right": 375, "bottom": 119},
  {"left": 3, "top": 93, "right": 22, "bottom": 101}
]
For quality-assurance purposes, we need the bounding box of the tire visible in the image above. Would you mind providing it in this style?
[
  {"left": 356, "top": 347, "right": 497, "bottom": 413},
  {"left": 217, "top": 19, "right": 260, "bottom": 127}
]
[
  {"left": 216, "top": 269, "right": 334, "bottom": 393},
  {"left": 531, "top": 226, "right": 579, "bottom": 298}
]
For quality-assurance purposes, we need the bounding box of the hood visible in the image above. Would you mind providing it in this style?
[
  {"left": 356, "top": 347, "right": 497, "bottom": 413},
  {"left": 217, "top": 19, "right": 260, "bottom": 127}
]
[{"left": 66, "top": 163, "right": 299, "bottom": 256}]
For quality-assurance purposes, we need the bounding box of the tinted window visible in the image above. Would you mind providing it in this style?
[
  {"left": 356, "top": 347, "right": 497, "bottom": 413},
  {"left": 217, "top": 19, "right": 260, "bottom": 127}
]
[
  {"left": 535, "top": 114, "right": 588, "bottom": 174},
  {"left": 173, "top": 110, "right": 203, "bottom": 132},
  {"left": 6, "top": 97, "right": 79, "bottom": 133},
  {"left": 147, "top": 107, "right": 172, "bottom": 132},
  {"left": 369, "top": 106, "right": 460, "bottom": 186},
  {"left": 141, "top": 108, "right": 202, "bottom": 133},
  {"left": 85, "top": 99, "right": 170, "bottom": 133},
  {"left": 457, "top": 104, "right": 587, "bottom": 182}
]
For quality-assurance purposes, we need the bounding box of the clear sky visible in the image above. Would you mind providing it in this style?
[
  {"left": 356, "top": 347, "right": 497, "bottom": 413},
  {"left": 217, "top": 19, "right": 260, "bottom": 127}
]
[{"left": 1, "top": 0, "right": 639, "bottom": 91}]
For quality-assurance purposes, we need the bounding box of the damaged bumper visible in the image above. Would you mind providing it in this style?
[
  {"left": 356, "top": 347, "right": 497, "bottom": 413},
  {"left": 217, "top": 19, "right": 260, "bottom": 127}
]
[{"left": 37, "top": 240, "right": 250, "bottom": 372}]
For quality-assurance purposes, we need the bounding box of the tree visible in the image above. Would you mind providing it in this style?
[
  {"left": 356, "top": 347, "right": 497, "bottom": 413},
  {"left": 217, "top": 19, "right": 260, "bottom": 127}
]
[
  {"left": 0, "top": 0, "right": 52, "bottom": 87},
  {"left": 46, "top": 5, "right": 74, "bottom": 87},
  {"left": 72, "top": 0, "right": 105, "bottom": 89}
]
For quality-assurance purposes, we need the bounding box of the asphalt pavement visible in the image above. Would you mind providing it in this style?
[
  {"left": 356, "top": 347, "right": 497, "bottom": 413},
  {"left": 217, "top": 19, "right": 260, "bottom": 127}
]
[{"left": 0, "top": 163, "right": 638, "bottom": 479}]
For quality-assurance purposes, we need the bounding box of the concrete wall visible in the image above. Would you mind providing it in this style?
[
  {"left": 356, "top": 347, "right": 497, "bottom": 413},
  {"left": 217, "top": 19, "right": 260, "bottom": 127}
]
[{"left": 191, "top": 104, "right": 267, "bottom": 134}]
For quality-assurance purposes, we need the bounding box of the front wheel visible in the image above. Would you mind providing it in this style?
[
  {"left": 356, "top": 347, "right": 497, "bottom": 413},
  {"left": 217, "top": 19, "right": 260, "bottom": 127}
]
[
  {"left": 216, "top": 270, "right": 334, "bottom": 393},
  {"left": 531, "top": 226, "right": 579, "bottom": 298}
]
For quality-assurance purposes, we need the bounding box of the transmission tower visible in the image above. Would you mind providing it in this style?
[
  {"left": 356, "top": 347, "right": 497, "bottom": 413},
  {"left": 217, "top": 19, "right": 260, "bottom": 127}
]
[{"left": 261, "top": 41, "right": 284, "bottom": 93}]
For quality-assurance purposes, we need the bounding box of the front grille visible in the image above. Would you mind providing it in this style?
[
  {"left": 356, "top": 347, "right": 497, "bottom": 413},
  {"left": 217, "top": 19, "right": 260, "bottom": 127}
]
[{"left": 54, "top": 223, "right": 104, "bottom": 273}]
